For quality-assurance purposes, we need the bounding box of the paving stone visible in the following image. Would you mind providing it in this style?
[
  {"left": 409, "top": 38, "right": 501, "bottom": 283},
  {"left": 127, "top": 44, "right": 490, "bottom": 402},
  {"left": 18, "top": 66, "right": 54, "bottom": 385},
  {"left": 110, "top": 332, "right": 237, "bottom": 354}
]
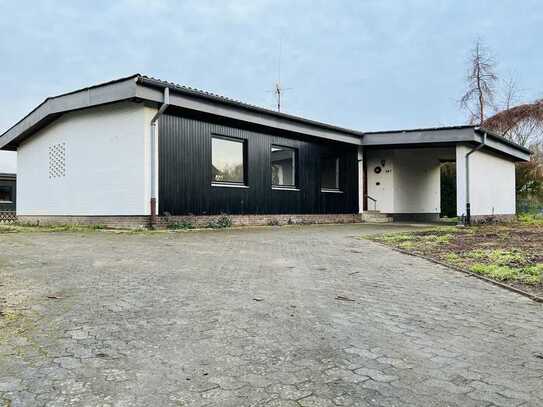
[
  {"left": 298, "top": 395, "right": 335, "bottom": 407},
  {"left": 0, "top": 224, "right": 541, "bottom": 406},
  {"left": 265, "top": 400, "right": 299, "bottom": 407},
  {"left": 353, "top": 368, "right": 397, "bottom": 383},
  {"left": 0, "top": 377, "right": 21, "bottom": 392},
  {"left": 267, "top": 383, "right": 312, "bottom": 400}
]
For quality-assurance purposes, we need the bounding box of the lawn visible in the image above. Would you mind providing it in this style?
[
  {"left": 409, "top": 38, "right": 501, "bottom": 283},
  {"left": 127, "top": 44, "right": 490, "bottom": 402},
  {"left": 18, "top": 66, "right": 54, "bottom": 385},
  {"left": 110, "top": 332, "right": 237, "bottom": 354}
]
[{"left": 367, "top": 214, "right": 543, "bottom": 298}]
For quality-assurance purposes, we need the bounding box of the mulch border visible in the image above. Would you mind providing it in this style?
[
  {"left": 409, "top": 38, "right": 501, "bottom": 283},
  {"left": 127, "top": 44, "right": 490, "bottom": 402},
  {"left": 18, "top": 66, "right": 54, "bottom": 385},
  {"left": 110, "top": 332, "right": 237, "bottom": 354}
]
[{"left": 373, "top": 241, "right": 543, "bottom": 304}]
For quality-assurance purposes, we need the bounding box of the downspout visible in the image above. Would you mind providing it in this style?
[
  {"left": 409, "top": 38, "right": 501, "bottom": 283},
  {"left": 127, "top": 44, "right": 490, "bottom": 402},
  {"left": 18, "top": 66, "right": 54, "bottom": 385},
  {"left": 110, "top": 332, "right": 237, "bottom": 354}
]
[
  {"left": 150, "top": 87, "right": 170, "bottom": 228},
  {"left": 465, "top": 131, "right": 487, "bottom": 225}
]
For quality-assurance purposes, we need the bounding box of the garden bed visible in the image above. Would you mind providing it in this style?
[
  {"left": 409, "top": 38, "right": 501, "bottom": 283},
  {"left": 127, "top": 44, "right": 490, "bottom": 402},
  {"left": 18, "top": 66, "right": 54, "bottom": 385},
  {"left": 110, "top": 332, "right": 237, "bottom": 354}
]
[{"left": 368, "top": 216, "right": 543, "bottom": 298}]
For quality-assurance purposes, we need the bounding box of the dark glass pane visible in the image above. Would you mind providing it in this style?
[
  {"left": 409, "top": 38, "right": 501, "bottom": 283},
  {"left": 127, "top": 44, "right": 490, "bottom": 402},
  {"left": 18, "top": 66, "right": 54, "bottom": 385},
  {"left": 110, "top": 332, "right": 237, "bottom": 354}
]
[
  {"left": 212, "top": 138, "right": 244, "bottom": 184},
  {"left": 321, "top": 157, "right": 339, "bottom": 189},
  {"left": 271, "top": 146, "right": 295, "bottom": 186},
  {"left": 0, "top": 186, "right": 12, "bottom": 202}
]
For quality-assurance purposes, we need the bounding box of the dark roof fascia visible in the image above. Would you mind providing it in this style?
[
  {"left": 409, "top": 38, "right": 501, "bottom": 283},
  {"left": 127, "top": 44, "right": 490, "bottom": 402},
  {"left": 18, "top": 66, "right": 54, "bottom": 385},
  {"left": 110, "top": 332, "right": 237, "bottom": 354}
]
[
  {"left": 0, "top": 173, "right": 16, "bottom": 180},
  {"left": 0, "top": 74, "right": 363, "bottom": 149},
  {"left": 0, "top": 75, "right": 141, "bottom": 150},
  {"left": 363, "top": 124, "right": 477, "bottom": 135},
  {"left": 0, "top": 73, "right": 533, "bottom": 157},
  {"left": 136, "top": 76, "right": 363, "bottom": 145},
  {"left": 475, "top": 127, "right": 532, "bottom": 155},
  {"left": 473, "top": 131, "right": 530, "bottom": 162},
  {"left": 362, "top": 126, "right": 530, "bottom": 162},
  {"left": 362, "top": 126, "right": 477, "bottom": 147}
]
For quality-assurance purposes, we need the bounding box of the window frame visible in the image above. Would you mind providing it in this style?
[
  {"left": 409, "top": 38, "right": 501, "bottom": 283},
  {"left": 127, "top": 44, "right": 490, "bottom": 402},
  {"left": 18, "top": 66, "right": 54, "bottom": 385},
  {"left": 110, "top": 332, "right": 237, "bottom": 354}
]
[
  {"left": 270, "top": 144, "right": 298, "bottom": 190},
  {"left": 0, "top": 185, "right": 13, "bottom": 203},
  {"left": 320, "top": 156, "right": 342, "bottom": 193},
  {"left": 210, "top": 135, "right": 248, "bottom": 187}
]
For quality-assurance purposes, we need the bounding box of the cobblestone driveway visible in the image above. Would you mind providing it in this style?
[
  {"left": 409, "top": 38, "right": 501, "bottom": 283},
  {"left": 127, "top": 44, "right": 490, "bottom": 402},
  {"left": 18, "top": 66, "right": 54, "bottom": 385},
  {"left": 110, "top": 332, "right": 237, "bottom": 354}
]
[{"left": 1, "top": 224, "right": 542, "bottom": 406}]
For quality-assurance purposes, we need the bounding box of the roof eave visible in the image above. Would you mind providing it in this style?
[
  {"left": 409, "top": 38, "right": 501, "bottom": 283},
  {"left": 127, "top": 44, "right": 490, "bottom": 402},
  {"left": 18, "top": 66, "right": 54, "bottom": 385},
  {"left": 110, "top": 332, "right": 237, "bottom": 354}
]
[
  {"left": 0, "top": 74, "right": 363, "bottom": 149},
  {"left": 0, "top": 75, "right": 140, "bottom": 150},
  {"left": 136, "top": 76, "right": 362, "bottom": 145},
  {"left": 137, "top": 76, "right": 364, "bottom": 138},
  {"left": 362, "top": 127, "right": 530, "bottom": 162},
  {"left": 474, "top": 127, "right": 532, "bottom": 155}
]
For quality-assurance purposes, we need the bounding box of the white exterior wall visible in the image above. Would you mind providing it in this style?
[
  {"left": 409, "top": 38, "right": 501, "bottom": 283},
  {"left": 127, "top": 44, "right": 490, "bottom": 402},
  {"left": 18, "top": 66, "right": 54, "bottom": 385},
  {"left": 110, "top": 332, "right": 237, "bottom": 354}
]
[
  {"left": 17, "top": 102, "right": 157, "bottom": 216},
  {"left": 456, "top": 145, "right": 516, "bottom": 216},
  {"left": 363, "top": 147, "right": 454, "bottom": 214},
  {"left": 0, "top": 151, "right": 16, "bottom": 174}
]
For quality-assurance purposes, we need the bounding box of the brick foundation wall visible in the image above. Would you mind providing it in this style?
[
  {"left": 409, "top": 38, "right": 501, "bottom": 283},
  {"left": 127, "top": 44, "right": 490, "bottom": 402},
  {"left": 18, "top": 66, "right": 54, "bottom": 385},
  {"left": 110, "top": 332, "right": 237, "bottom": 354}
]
[
  {"left": 17, "top": 215, "right": 151, "bottom": 229},
  {"left": 17, "top": 213, "right": 362, "bottom": 229},
  {"left": 157, "top": 213, "right": 362, "bottom": 229},
  {"left": 470, "top": 214, "right": 517, "bottom": 224},
  {"left": 17, "top": 213, "right": 520, "bottom": 229}
]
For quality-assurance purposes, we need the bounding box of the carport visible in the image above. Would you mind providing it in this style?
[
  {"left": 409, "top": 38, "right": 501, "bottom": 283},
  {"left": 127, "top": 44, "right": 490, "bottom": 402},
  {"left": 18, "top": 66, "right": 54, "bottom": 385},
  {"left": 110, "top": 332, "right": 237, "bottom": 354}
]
[{"left": 358, "top": 126, "right": 531, "bottom": 223}]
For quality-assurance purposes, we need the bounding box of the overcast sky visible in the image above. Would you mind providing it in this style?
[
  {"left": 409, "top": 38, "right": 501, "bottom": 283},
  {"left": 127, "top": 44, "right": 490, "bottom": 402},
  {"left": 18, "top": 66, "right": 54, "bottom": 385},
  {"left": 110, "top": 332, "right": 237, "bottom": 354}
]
[{"left": 1, "top": 0, "right": 542, "bottom": 140}]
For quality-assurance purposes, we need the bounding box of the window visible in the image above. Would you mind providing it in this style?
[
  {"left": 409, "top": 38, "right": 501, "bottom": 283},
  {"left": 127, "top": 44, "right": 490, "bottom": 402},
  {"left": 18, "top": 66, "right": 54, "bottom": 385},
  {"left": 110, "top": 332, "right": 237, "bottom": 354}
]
[
  {"left": 211, "top": 136, "right": 246, "bottom": 185},
  {"left": 0, "top": 186, "right": 13, "bottom": 203},
  {"left": 321, "top": 157, "right": 340, "bottom": 191},
  {"left": 271, "top": 145, "right": 296, "bottom": 188}
]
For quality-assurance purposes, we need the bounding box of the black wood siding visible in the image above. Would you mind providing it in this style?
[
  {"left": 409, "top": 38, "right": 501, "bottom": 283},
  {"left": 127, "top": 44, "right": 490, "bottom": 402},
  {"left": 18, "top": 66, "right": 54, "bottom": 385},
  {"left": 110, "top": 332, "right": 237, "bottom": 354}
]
[{"left": 158, "top": 109, "right": 358, "bottom": 215}]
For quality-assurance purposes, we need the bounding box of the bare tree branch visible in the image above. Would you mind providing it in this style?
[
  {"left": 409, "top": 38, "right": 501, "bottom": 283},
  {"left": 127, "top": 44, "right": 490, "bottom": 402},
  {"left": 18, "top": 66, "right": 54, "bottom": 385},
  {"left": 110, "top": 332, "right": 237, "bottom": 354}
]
[
  {"left": 500, "top": 76, "right": 520, "bottom": 111},
  {"left": 460, "top": 39, "right": 498, "bottom": 125}
]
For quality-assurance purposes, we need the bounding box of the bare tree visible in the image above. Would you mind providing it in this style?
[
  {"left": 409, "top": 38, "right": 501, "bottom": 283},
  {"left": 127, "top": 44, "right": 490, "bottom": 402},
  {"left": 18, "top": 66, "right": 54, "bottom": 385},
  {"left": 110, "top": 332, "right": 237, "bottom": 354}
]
[
  {"left": 460, "top": 40, "right": 498, "bottom": 125},
  {"left": 458, "top": 41, "right": 543, "bottom": 211}
]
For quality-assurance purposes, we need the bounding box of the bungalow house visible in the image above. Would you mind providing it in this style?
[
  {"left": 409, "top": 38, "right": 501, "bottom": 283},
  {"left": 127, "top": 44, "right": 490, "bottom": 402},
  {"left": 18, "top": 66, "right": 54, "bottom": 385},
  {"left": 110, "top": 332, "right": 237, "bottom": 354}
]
[{"left": 0, "top": 74, "right": 530, "bottom": 228}]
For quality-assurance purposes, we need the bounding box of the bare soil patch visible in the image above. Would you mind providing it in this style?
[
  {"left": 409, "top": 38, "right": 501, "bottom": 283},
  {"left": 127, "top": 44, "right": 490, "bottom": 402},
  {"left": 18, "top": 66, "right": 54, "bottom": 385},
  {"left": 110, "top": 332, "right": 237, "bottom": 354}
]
[{"left": 369, "top": 222, "right": 543, "bottom": 298}]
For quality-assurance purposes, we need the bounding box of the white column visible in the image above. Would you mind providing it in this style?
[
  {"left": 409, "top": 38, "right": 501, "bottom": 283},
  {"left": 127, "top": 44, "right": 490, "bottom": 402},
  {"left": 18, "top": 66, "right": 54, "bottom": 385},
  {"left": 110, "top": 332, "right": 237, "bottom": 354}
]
[
  {"left": 358, "top": 146, "right": 364, "bottom": 213},
  {"left": 456, "top": 145, "right": 468, "bottom": 218}
]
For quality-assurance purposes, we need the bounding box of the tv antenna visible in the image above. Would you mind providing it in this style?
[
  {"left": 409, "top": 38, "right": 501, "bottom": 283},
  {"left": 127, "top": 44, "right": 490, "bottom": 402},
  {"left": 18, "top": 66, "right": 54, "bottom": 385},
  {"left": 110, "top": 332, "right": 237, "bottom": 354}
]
[{"left": 270, "top": 37, "right": 292, "bottom": 112}]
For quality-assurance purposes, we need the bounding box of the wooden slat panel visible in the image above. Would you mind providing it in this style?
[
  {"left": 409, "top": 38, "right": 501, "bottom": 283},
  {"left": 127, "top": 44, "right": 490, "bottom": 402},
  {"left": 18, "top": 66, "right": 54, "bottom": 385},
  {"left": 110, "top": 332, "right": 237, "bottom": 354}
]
[{"left": 158, "top": 109, "right": 358, "bottom": 215}]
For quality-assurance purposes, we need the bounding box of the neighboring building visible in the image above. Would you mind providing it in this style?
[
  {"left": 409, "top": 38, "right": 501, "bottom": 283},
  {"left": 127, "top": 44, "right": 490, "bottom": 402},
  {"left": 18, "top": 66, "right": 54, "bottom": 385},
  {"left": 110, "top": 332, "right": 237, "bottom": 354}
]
[
  {"left": 0, "top": 75, "right": 531, "bottom": 227},
  {"left": 0, "top": 151, "right": 16, "bottom": 211}
]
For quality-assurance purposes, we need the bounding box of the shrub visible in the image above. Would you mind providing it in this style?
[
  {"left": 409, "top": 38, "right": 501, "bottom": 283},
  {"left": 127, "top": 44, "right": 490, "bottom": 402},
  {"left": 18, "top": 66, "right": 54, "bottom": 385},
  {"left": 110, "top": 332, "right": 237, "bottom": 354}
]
[
  {"left": 167, "top": 220, "right": 194, "bottom": 230},
  {"left": 518, "top": 213, "right": 543, "bottom": 225},
  {"left": 267, "top": 218, "right": 280, "bottom": 226},
  {"left": 207, "top": 214, "right": 232, "bottom": 229}
]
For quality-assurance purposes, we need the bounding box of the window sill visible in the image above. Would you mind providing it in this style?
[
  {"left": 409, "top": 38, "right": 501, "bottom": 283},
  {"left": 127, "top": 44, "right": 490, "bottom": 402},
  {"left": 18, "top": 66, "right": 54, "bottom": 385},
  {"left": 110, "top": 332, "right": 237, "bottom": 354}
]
[
  {"left": 272, "top": 186, "right": 300, "bottom": 191},
  {"left": 321, "top": 189, "right": 343, "bottom": 194},
  {"left": 211, "top": 182, "right": 249, "bottom": 189},
  {"left": 0, "top": 200, "right": 14, "bottom": 203}
]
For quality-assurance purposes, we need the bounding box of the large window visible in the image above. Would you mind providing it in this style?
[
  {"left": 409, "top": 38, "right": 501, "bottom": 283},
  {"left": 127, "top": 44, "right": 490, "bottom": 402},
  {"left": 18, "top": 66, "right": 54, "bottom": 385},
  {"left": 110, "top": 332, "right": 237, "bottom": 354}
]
[
  {"left": 0, "top": 186, "right": 13, "bottom": 202},
  {"left": 211, "top": 136, "right": 246, "bottom": 185},
  {"left": 271, "top": 145, "right": 296, "bottom": 187},
  {"left": 321, "top": 157, "right": 340, "bottom": 191}
]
